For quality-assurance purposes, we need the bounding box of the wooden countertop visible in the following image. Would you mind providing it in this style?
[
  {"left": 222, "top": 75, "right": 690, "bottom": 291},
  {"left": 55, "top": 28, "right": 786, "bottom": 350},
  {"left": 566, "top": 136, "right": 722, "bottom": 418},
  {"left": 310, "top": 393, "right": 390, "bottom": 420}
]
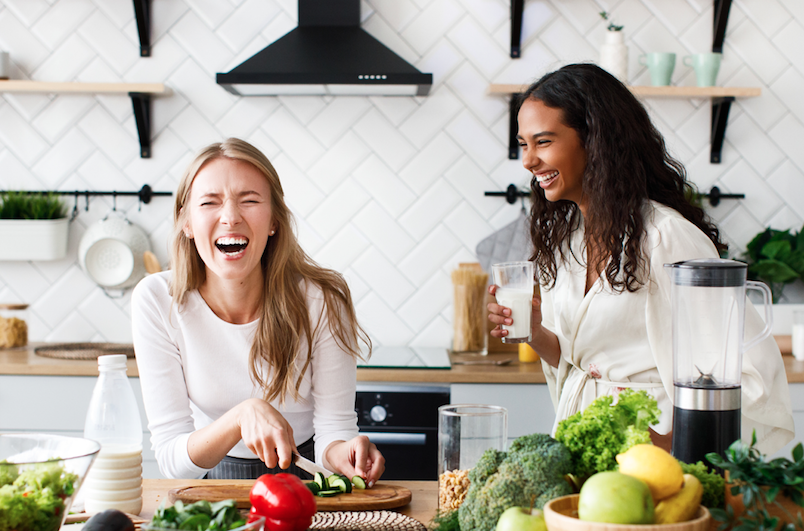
[
  {"left": 135, "top": 478, "right": 438, "bottom": 527},
  {"left": 4, "top": 338, "right": 803, "bottom": 383}
]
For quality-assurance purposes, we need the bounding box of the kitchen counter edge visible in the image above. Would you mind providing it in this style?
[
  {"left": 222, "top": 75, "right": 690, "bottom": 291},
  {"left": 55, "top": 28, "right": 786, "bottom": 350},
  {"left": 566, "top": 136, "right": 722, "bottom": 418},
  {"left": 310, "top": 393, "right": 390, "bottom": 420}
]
[{"left": 3, "top": 337, "right": 801, "bottom": 384}]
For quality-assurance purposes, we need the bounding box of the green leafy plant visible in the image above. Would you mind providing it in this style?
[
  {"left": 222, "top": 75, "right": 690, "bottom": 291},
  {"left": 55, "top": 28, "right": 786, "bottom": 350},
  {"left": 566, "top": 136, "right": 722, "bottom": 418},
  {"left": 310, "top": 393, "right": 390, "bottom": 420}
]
[
  {"left": 742, "top": 225, "right": 804, "bottom": 303},
  {"left": 706, "top": 431, "right": 804, "bottom": 531},
  {"left": 0, "top": 192, "right": 67, "bottom": 220},
  {"left": 600, "top": 11, "right": 624, "bottom": 31}
]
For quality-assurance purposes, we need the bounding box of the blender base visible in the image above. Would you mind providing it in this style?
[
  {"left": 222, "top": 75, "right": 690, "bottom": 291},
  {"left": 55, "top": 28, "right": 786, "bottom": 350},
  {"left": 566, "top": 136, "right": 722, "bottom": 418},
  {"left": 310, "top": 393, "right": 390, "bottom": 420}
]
[{"left": 671, "top": 406, "right": 740, "bottom": 466}]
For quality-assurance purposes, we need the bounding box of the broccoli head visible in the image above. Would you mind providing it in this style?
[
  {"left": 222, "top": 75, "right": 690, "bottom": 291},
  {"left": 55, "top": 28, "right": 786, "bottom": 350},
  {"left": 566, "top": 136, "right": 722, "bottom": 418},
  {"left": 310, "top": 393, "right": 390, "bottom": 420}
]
[{"left": 458, "top": 433, "right": 573, "bottom": 531}]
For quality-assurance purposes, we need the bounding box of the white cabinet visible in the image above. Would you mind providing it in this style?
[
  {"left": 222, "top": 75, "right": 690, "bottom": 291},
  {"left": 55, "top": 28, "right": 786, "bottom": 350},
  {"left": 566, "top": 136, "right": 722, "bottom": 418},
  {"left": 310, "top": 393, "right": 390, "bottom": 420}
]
[
  {"left": 0, "top": 375, "right": 163, "bottom": 479},
  {"left": 450, "top": 383, "right": 555, "bottom": 444}
]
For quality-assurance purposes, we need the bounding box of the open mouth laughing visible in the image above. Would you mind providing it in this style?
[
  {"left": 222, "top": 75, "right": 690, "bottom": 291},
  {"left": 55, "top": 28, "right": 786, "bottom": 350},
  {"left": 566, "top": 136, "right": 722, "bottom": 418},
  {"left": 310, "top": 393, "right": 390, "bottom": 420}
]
[
  {"left": 215, "top": 236, "right": 248, "bottom": 256},
  {"left": 535, "top": 170, "right": 558, "bottom": 187}
]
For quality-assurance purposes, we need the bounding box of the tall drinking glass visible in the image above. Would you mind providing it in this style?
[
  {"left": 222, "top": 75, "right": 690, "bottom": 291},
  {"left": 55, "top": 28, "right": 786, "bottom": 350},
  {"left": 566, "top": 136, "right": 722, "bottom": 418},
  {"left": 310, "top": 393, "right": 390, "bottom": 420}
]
[
  {"left": 492, "top": 261, "right": 534, "bottom": 343},
  {"left": 437, "top": 404, "right": 507, "bottom": 511}
]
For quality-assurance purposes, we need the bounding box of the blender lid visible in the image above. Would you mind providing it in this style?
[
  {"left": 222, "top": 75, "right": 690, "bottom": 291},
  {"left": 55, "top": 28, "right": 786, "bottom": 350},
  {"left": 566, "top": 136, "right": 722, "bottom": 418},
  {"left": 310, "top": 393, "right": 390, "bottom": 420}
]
[{"left": 664, "top": 258, "right": 747, "bottom": 287}]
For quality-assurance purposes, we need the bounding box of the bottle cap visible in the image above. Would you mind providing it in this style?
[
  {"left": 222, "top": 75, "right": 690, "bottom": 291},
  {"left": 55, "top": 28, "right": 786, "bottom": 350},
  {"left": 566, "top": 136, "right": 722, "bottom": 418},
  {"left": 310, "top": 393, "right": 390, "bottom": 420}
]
[{"left": 98, "top": 354, "right": 128, "bottom": 370}]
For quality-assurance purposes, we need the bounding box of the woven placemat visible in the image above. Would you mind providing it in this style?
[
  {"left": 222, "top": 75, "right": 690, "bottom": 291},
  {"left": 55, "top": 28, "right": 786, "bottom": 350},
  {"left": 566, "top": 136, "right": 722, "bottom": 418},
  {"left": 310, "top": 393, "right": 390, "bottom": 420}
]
[
  {"left": 310, "top": 510, "right": 426, "bottom": 531},
  {"left": 34, "top": 342, "right": 135, "bottom": 360}
]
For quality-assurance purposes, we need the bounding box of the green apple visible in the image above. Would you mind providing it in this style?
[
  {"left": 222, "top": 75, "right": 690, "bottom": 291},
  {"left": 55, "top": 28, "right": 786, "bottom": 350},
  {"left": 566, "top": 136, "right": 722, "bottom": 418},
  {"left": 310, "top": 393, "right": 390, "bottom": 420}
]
[
  {"left": 578, "top": 471, "right": 654, "bottom": 524},
  {"left": 495, "top": 506, "right": 547, "bottom": 531}
]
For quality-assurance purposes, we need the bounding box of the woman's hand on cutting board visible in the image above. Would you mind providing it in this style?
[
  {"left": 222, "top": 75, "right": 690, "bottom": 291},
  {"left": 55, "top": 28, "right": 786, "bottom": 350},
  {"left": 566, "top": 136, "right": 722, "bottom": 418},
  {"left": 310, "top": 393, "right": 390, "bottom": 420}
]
[{"left": 325, "top": 436, "right": 386, "bottom": 487}]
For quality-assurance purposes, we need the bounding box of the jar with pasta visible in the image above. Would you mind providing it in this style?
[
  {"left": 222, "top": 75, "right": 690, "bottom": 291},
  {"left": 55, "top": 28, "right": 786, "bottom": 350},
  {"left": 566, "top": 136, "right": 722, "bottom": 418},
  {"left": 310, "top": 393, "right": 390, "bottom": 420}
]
[
  {"left": 437, "top": 404, "right": 507, "bottom": 511},
  {"left": 0, "top": 303, "right": 28, "bottom": 348}
]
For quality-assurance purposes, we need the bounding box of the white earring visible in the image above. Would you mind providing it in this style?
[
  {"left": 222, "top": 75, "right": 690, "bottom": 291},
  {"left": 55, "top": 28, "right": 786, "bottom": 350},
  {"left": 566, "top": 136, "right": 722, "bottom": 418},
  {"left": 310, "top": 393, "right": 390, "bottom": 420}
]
[{"left": 270, "top": 230, "right": 275, "bottom": 236}]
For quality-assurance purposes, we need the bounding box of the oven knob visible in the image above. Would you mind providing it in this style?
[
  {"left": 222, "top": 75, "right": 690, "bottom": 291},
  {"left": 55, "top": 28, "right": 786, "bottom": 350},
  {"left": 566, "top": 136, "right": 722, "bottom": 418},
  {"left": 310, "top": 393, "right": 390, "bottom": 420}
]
[{"left": 369, "top": 405, "right": 387, "bottom": 422}]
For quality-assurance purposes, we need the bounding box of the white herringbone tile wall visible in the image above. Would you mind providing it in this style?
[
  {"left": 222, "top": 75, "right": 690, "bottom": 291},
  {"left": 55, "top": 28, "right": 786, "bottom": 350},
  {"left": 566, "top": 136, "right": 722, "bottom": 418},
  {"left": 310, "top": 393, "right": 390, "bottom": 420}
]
[{"left": 1, "top": 0, "right": 803, "bottom": 346}]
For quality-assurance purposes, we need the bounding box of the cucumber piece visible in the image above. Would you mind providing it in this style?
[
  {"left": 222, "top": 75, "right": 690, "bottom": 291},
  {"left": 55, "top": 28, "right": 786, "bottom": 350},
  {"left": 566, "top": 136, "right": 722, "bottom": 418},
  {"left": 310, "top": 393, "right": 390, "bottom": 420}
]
[
  {"left": 329, "top": 476, "right": 351, "bottom": 494},
  {"left": 351, "top": 476, "right": 367, "bottom": 489},
  {"left": 305, "top": 481, "right": 321, "bottom": 495},
  {"left": 317, "top": 489, "right": 341, "bottom": 497},
  {"left": 314, "top": 471, "right": 328, "bottom": 491}
]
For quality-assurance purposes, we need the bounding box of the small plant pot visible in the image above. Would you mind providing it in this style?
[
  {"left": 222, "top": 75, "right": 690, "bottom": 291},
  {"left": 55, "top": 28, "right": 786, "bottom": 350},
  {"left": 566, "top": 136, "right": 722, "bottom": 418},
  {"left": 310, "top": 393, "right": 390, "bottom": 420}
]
[{"left": 0, "top": 218, "right": 69, "bottom": 261}]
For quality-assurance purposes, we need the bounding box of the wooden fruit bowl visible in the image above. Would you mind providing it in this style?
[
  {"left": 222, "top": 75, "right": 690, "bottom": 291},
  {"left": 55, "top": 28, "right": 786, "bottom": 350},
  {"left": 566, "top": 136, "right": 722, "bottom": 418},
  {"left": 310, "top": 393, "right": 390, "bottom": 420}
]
[{"left": 544, "top": 494, "right": 711, "bottom": 531}]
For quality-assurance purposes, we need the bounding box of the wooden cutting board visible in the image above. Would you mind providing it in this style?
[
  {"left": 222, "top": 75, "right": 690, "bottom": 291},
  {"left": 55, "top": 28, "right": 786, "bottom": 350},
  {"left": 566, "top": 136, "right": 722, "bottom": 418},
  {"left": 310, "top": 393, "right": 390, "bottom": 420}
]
[{"left": 168, "top": 483, "right": 412, "bottom": 512}]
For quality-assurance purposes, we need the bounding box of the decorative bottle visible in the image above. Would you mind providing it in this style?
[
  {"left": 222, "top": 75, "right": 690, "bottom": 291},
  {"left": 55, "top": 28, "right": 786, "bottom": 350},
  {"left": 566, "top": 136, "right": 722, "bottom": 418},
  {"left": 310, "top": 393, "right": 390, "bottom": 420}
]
[
  {"left": 82, "top": 354, "right": 144, "bottom": 515},
  {"left": 600, "top": 30, "right": 629, "bottom": 82}
]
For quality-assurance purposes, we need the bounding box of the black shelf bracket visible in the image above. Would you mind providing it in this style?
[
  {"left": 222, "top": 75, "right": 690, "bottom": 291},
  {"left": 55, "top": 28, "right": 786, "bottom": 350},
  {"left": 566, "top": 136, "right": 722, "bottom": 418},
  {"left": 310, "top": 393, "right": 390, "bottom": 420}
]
[
  {"left": 711, "top": 96, "right": 734, "bottom": 163},
  {"left": 130, "top": 92, "right": 152, "bottom": 158},
  {"left": 713, "top": 0, "right": 732, "bottom": 53},
  {"left": 508, "top": 96, "right": 520, "bottom": 159},
  {"left": 133, "top": 0, "right": 151, "bottom": 57},
  {"left": 511, "top": 0, "right": 524, "bottom": 58}
]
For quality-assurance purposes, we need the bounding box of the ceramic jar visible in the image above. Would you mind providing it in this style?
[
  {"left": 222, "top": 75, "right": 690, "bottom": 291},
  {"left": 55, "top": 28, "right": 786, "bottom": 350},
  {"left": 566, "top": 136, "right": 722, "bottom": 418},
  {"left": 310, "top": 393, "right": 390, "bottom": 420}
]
[{"left": 600, "top": 30, "right": 628, "bottom": 82}]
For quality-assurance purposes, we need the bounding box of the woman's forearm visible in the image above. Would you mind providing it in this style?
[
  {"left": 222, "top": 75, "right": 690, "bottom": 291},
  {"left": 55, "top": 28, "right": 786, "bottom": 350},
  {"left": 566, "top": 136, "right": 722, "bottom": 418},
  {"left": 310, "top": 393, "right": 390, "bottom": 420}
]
[
  {"left": 530, "top": 325, "right": 561, "bottom": 368},
  {"left": 187, "top": 407, "right": 242, "bottom": 469}
]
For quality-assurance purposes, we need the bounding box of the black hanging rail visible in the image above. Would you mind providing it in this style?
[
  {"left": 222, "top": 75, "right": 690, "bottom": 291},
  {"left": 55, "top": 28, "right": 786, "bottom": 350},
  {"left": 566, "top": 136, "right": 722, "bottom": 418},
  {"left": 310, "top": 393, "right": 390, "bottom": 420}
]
[
  {"left": 485, "top": 184, "right": 744, "bottom": 207},
  {"left": 0, "top": 185, "right": 172, "bottom": 205}
]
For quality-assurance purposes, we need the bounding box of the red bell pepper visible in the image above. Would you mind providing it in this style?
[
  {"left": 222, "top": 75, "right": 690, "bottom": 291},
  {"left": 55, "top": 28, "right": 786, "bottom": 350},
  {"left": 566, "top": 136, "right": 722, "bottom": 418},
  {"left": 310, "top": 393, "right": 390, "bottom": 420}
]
[{"left": 247, "top": 473, "right": 317, "bottom": 531}]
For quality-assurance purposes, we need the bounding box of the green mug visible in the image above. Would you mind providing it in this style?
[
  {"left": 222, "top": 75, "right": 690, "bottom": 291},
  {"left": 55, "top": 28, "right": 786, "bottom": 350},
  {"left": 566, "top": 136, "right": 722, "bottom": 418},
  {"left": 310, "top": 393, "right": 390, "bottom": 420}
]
[
  {"left": 683, "top": 52, "right": 722, "bottom": 87},
  {"left": 639, "top": 52, "right": 676, "bottom": 86}
]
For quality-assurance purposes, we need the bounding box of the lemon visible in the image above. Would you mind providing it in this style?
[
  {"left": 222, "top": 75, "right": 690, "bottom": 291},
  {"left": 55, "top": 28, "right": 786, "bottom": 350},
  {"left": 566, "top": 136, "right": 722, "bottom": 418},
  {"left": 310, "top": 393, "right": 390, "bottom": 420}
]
[{"left": 616, "top": 444, "right": 684, "bottom": 501}]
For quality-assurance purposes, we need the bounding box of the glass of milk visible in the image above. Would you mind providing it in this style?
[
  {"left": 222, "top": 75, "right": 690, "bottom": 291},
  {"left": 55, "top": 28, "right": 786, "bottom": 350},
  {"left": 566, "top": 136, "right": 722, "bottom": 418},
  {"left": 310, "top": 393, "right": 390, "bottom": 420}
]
[
  {"left": 491, "top": 261, "right": 534, "bottom": 343},
  {"left": 793, "top": 310, "right": 804, "bottom": 361}
]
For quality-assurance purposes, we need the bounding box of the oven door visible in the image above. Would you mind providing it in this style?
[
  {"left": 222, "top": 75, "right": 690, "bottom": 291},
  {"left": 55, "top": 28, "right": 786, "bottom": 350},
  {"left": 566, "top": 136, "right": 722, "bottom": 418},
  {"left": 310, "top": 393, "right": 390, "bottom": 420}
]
[
  {"left": 355, "top": 384, "right": 450, "bottom": 481},
  {"left": 360, "top": 428, "right": 437, "bottom": 480}
]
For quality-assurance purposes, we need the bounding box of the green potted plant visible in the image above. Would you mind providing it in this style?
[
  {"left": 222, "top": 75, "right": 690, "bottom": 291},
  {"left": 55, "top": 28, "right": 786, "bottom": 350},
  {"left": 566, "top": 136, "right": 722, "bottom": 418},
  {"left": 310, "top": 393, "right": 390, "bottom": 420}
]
[
  {"left": 741, "top": 225, "right": 804, "bottom": 303},
  {"left": 707, "top": 432, "right": 804, "bottom": 531},
  {"left": 0, "top": 192, "right": 69, "bottom": 261}
]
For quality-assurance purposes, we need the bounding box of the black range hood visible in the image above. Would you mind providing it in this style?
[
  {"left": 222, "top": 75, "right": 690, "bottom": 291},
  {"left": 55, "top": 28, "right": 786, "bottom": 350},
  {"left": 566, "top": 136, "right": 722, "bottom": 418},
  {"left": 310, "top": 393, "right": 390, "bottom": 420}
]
[{"left": 217, "top": 0, "right": 432, "bottom": 97}]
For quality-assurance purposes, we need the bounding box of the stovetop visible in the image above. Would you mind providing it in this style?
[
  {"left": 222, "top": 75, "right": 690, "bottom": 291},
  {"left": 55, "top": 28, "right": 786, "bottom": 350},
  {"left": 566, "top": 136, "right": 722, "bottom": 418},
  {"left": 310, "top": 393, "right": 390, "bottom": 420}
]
[{"left": 357, "top": 346, "right": 451, "bottom": 369}]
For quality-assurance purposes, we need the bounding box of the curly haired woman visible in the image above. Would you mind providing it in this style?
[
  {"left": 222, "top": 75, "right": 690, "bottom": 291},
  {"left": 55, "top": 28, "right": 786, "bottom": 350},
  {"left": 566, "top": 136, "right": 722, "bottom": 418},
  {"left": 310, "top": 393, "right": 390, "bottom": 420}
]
[{"left": 488, "top": 64, "right": 793, "bottom": 454}]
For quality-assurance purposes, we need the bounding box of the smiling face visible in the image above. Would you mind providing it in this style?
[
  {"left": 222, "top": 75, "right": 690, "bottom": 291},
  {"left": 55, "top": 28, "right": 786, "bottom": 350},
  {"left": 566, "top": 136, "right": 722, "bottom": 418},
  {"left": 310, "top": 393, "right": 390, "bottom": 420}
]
[
  {"left": 518, "top": 98, "right": 588, "bottom": 211},
  {"left": 184, "top": 157, "right": 276, "bottom": 285}
]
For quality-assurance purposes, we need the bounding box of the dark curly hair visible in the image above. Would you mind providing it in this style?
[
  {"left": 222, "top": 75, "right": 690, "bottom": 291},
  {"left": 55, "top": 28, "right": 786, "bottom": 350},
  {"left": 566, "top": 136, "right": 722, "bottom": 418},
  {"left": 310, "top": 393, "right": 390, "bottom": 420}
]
[{"left": 520, "top": 63, "right": 725, "bottom": 292}]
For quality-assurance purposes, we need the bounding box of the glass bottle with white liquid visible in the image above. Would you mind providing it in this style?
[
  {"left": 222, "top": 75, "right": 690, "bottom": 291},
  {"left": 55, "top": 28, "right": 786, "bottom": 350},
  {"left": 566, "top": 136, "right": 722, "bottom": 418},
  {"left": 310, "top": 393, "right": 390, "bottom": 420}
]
[{"left": 82, "top": 354, "right": 144, "bottom": 515}]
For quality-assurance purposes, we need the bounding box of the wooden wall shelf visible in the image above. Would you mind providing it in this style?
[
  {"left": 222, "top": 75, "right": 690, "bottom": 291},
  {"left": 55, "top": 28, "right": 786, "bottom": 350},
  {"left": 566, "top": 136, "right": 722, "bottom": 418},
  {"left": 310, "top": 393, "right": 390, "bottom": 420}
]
[
  {"left": 0, "top": 81, "right": 169, "bottom": 158},
  {"left": 488, "top": 84, "right": 761, "bottom": 98},
  {"left": 489, "top": 84, "right": 761, "bottom": 163}
]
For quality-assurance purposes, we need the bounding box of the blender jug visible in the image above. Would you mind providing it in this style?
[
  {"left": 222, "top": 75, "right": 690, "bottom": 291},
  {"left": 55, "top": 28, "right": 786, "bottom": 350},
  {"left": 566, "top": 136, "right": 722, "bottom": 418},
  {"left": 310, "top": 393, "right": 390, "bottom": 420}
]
[{"left": 665, "top": 259, "right": 772, "bottom": 465}]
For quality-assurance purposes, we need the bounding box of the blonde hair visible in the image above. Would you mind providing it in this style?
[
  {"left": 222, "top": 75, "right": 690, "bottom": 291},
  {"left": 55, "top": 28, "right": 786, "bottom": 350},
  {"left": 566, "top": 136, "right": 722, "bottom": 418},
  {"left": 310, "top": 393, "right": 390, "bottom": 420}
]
[{"left": 170, "top": 138, "right": 370, "bottom": 403}]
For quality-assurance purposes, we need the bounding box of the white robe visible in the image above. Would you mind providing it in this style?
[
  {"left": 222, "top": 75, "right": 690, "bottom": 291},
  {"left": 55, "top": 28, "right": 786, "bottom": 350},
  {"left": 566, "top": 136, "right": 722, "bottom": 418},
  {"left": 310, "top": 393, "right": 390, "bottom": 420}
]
[{"left": 539, "top": 201, "right": 794, "bottom": 454}]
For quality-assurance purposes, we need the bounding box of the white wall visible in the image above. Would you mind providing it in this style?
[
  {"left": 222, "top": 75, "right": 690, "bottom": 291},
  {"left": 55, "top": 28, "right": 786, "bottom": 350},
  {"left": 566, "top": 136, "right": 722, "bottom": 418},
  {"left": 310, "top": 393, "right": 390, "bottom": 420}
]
[{"left": 0, "top": 0, "right": 803, "bottom": 345}]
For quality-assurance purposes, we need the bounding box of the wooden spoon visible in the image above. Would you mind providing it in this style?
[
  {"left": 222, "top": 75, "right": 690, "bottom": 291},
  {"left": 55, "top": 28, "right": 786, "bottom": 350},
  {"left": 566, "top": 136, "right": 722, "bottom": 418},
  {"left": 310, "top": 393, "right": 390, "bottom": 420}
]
[{"left": 143, "top": 251, "right": 161, "bottom": 274}]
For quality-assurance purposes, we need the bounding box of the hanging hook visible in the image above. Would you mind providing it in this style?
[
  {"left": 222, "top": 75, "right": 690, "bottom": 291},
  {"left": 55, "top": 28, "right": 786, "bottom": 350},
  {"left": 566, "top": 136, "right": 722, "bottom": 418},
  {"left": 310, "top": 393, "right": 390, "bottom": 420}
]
[
  {"left": 112, "top": 191, "right": 117, "bottom": 212},
  {"left": 85, "top": 191, "right": 90, "bottom": 211},
  {"left": 70, "top": 192, "right": 79, "bottom": 222}
]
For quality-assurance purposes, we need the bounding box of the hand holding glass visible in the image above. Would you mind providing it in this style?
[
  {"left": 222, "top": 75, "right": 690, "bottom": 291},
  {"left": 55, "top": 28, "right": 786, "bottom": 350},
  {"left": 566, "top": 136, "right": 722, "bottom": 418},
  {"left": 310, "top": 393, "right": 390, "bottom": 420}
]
[{"left": 491, "top": 261, "right": 534, "bottom": 343}]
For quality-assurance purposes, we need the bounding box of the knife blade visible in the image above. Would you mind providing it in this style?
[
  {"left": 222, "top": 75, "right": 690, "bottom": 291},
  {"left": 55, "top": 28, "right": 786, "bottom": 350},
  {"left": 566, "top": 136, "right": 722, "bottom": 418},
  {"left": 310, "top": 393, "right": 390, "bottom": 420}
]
[{"left": 292, "top": 452, "right": 335, "bottom": 478}]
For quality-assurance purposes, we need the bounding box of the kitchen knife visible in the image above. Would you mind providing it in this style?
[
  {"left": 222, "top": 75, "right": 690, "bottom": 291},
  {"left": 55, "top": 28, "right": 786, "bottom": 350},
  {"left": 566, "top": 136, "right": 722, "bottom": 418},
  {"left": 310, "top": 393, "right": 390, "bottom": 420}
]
[{"left": 292, "top": 452, "right": 335, "bottom": 478}]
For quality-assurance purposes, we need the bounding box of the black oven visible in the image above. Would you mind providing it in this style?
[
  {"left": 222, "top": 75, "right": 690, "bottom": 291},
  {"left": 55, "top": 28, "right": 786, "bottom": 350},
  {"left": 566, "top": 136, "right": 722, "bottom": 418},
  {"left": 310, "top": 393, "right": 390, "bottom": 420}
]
[{"left": 355, "top": 384, "right": 450, "bottom": 480}]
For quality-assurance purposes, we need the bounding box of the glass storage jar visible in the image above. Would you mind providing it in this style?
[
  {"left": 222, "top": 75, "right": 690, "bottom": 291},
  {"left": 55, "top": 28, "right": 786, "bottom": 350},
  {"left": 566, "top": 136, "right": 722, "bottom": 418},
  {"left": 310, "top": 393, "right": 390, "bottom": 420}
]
[
  {"left": 437, "top": 404, "right": 507, "bottom": 511},
  {"left": 0, "top": 303, "right": 28, "bottom": 348}
]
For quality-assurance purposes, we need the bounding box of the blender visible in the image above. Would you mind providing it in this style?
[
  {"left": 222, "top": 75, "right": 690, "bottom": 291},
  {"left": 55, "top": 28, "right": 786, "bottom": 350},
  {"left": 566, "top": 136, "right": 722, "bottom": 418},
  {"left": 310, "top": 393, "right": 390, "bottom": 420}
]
[{"left": 665, "top": 258, "right": 772, "bottom": 465}]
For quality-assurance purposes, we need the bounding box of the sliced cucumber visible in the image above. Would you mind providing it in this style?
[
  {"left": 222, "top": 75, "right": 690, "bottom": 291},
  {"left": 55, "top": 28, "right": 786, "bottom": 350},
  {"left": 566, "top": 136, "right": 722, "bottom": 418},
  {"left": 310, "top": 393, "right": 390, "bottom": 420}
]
[
  {"left": 351, "top": 476, "right": 367, "bottom": 489},
  {"left": 317, "top": 489, "right": 341, "bottom": 497},
  {"left": 305, "top": 481, "right": 321, "bottom": 495},
  {"left": 329, "top": 475, "right": 351, "bottom": 494},
  {"left": 313, "top": 471, "right": 328, "bottom": 491}
]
